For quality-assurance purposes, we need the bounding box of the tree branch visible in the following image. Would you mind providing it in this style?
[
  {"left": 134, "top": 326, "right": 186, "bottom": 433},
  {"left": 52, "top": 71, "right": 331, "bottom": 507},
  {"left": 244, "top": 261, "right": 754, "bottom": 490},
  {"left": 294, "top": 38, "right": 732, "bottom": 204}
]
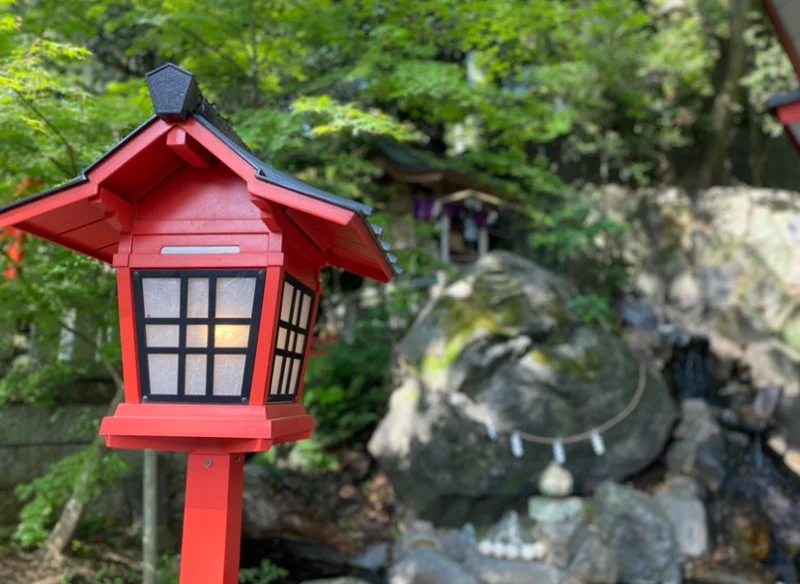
[{"left": 11, "top": 88, "right": 80, "bottom": 176}]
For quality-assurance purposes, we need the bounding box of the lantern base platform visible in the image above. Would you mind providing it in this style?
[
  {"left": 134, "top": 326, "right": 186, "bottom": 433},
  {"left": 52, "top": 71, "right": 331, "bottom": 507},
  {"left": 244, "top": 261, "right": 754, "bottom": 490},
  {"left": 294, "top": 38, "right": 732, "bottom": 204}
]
[{"left": 99, "top": 403, "right": 314, "bottom": 453}]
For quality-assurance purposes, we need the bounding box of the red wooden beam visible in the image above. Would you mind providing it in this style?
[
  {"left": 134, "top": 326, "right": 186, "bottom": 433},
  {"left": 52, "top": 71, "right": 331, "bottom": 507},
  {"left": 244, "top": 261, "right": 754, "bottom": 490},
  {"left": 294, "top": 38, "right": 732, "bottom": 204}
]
[
  {"left": 167, "top": 127, "right": 211, "bottom": 168},
  {"left": 89, "top": 187, "right": 135, "bottom": 233}
]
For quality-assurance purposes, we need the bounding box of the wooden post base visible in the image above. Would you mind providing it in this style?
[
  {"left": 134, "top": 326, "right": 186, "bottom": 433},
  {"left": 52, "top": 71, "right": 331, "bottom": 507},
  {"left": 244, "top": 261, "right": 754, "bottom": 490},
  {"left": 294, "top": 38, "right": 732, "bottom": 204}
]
[{"left": 180, "top": 453, "right": 245, "bottom": 584}]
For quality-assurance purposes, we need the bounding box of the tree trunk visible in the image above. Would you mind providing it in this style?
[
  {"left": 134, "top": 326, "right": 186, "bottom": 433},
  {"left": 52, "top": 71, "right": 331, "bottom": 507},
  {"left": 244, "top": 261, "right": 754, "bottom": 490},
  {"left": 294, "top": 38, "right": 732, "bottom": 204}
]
[
  {"left": 42, "top": 377, "right": 124, "bottom": 564},
  {"left": 143, "top": 450, "right": 159, "bottom": 584},
  {"left": 700, "top": 0, "right": 752, "bottom": 187}
]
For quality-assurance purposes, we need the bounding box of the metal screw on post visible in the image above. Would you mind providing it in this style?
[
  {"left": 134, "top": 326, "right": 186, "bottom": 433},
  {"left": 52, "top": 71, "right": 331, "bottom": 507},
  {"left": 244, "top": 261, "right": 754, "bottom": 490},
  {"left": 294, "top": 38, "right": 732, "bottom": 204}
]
[{"left": 204, "top": 459, "right": 213, "bottom": 468}]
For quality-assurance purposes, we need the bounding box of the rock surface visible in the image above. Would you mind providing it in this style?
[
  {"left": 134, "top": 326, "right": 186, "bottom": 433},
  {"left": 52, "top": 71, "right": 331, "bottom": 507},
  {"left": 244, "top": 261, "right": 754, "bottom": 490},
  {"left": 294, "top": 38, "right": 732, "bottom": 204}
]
[
  {"left": 592, "top": 481, "right": 682, "bottom": 584},
  {"left": 461, "top": 553, "right": 562, "bottom": 584},
  {"left": 654, "top": 491, "right": 708, "bottom": 559},
  {"left": 301, "top": 579, "right": 373, "bottom": 584},
  {"left": 666, "top": 399, "right": 726, "bottom": 492},
  {"left": 242, "top": 465, "right": 357, "bottom": 554},
  {"left": 596, "top": 185, "right": 800, "bottom": 480},
  {"left": 563, "top": 525, "right": 619, "bottom": 584},
  {"left": 369, "top": 252, "right": 678, "bottom": 525},
  {"left": 389, "top": 547, "right": 479, "bottom": 584},
  {"left": 527, "top": 496, "right": 585, "bottom": 524}
]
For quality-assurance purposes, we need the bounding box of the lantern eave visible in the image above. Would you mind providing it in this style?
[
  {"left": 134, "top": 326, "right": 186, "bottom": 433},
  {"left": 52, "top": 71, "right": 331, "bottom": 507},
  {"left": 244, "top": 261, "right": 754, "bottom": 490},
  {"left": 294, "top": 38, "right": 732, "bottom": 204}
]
[
  {"left": 767, "top": 89, "right": 800, "bottom": 112},
  {"left": 763, "top": 0, "right": 800, "bottom": 80},
  {"left": 99, "top": 402, "right": 314, "bottom": 453},
  {"left": 0, "top": 66, "right": 400, "bottom": 281}
]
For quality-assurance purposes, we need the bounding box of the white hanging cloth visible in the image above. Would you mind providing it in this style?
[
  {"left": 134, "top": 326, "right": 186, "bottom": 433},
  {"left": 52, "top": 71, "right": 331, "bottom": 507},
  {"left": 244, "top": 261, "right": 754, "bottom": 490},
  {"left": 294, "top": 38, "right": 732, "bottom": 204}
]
[
  {"left": 591, "top": 431, "right": 606, "bottom": 456},
  {"left": 510, "top": 432, "right": 524, "bottom": 458},
  {"left": 553, "top": 440, "right": 566, "bottom": 465}
]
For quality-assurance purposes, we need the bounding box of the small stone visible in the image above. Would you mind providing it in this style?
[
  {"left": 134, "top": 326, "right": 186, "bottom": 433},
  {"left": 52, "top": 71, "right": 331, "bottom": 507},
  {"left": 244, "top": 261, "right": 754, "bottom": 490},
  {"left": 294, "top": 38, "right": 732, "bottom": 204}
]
[
  {"left": 520, "top": 544, "right": 537, "bottom": 561},
  {"left": 504, "top": 543, "right": 520, "bottom": 560},
  {"left": 528, "top": 496, "right": 585, "bottom": 523},
  {"left": 519, "top": 542, "right": 547, "bottom": 562},
  {"left": 621, "top": 299, "right": 659, "bottom": 331},
  {"left": 350, "top": 543, "right": 389, "bottom": 571},
  {"left": 538, "top": 461, "right": 574, "bottom": 497},
  {"left": 655, "top": 492, "right": 708, "bottom": 559},
  {"left": 665, "top": 473, "right": 707, "bottom": 500},
  {"left": 478, "top": 540, "right": 493, "bottom": 556},
  {"left": 669, "top": 270, "right": 701, "bottom": 311},
  {"left": 491, "top": 541, "right": 505, "bottom": 558}
]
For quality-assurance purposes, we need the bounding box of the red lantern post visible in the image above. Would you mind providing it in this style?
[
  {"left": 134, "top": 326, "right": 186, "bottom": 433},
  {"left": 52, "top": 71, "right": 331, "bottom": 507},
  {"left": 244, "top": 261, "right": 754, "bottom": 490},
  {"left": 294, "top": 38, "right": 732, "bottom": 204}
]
[{"left": 0, "top": 64, "right": 398, "bottom": 583}]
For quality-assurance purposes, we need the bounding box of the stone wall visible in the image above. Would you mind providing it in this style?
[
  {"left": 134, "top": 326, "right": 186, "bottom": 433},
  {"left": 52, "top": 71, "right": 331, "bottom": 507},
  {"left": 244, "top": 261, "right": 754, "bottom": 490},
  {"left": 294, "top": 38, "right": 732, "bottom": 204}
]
[
  {"left": 0, "top": 405, "right": 186, "bottom": 542},
  {"left": 0, "top": 405, "right": 103, "bottom": 533}
]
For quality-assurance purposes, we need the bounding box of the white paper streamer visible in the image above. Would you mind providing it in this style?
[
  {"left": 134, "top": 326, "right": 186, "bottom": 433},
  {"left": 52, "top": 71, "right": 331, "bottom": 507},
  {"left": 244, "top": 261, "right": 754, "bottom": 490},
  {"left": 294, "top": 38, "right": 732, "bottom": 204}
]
[
  {"left": 510, "top": 432, "right": 524, "bottom": 458},
  {"left": 553, "top": 440, "right": 566, "bottom": 465},
  {"left": 591, "top": 431, "right": 606, "bottom": 456},
  {"left": 485, "top": 422, "right": 497, "bottom": 441}
]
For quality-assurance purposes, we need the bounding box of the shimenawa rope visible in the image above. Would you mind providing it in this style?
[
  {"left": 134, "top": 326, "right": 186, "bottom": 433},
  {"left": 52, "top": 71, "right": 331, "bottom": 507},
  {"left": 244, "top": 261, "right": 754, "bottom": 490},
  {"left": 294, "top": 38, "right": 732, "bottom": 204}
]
[{"left": 495, "top": 361, "right": 648, "bottom": 446}]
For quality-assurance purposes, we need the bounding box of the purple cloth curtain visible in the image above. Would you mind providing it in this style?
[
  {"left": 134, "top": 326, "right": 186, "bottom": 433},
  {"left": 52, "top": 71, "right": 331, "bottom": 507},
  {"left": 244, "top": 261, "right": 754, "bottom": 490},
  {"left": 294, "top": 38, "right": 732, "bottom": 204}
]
[
  {"left": 413, "top": 198, "right": 435, "bottom": 221},
  {"left": 444, "top": 202, "right": 462, "bottom": 218}
]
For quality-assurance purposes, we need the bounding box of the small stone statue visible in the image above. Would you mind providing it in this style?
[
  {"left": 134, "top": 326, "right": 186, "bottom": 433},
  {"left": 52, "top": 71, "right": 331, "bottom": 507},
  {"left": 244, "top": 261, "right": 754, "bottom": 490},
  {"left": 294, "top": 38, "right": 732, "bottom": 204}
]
[{"left": 538, "top": 461, "right": 574, "bottom": 498}]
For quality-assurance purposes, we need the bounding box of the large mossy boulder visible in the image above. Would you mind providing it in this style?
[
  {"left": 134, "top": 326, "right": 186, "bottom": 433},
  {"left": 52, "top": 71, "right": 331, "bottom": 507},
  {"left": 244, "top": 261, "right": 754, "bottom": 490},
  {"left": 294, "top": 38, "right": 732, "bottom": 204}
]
[{"left": 368, "top": 252, "right": 678, "bottom": 526}]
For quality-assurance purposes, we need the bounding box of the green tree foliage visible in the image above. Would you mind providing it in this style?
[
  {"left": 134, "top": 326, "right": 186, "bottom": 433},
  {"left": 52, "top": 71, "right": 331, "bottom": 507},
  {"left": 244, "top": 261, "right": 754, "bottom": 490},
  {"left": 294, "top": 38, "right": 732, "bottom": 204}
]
[{"left": 13, "top": 444, "right": 130, "bottom": 547}]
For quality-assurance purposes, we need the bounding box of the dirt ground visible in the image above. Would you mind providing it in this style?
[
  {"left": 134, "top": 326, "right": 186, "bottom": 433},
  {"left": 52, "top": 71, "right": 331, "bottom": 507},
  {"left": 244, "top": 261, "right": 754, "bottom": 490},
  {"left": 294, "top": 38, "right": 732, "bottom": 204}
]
[{"left": 0, "top": 546, "right": 141, "bottom": 584}]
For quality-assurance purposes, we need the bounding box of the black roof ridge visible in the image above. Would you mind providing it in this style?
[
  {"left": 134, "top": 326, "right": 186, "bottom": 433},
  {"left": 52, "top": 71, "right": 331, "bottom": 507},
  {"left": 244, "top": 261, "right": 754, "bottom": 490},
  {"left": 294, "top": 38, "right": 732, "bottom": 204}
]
[{"left": 767, "top": 89, "right": 800, "bottom": 111}]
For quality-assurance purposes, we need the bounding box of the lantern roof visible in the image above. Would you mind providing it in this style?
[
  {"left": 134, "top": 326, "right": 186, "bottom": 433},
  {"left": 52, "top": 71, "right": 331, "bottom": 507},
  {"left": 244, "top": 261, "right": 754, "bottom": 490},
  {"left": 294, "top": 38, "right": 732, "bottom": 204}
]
[
  {"left": 767, "top": 89, "right": 800, "bottom": 111},
  {"left": 0, "top": 63, "right": 399, "bottom": 281},
  {"left": 763, "top": 0, "right": 800, "bottom": 80}
]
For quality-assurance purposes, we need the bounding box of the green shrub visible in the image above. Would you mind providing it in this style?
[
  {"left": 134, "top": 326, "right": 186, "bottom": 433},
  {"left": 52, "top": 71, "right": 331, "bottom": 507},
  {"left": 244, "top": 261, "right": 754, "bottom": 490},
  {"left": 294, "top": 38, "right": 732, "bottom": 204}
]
[
  {"left": 239, "top": 559, "right": 288, "bottom": 584},
  {"left": 302, "top": 306, "right": 396, "bottom": 447},
  {"left": 13, "top": 445, "right": 129, "bottom": 548}
]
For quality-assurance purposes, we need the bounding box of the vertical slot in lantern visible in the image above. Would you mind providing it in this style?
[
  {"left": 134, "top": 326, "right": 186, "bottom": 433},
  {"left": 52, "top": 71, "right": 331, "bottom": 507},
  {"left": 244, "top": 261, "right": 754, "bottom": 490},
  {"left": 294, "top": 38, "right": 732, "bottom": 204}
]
[{"left": 268, "top": 274, "right": 316, "bottom": 403}]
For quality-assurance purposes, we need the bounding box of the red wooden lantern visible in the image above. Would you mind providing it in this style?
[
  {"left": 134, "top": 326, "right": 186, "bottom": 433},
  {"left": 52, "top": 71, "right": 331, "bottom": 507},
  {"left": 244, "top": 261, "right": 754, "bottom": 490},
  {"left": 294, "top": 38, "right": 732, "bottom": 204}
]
[
  {"left": 2, "top": 226, "right": 25, "bottom": 280},
  {"left": 768, "top": 90, "right": 800, "bottom": 153},
  {"left": 764, "top": 0, "right": 800, "bottom": 153},
  {"left": 0, "top": 63, "right": 398, "bottom": 583},
  {"left": 763, "top": 0, "right": 800, "bottom": 81}
]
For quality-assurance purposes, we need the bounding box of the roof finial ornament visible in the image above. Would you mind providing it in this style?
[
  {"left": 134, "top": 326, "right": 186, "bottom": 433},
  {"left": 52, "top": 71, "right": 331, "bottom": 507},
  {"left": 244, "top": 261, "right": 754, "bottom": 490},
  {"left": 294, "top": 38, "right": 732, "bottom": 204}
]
[{"left": 145, "top": 63, "right": 200, "bottom": 122}]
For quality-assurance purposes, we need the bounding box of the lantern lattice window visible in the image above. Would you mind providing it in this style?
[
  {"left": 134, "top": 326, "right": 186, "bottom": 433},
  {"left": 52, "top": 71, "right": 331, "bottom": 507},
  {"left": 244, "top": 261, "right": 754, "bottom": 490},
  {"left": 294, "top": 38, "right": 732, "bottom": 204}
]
[
  {"left": 269, "top": 275, "right": 316, "bottom": 403},
  {"left": 134, "top": 270, "right": 265, "bottom": 403}
]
